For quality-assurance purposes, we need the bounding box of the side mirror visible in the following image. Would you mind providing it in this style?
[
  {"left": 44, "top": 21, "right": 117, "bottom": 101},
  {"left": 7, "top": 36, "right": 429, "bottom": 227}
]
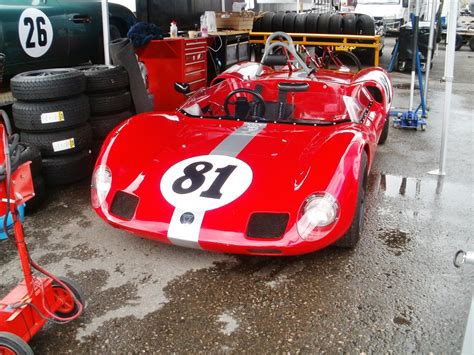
[
  {"left": 174, "top": 82, "right": 190, "bottom": 95},
  {"left": 402, "top": 0, "right": 408, "bottom": 8}
]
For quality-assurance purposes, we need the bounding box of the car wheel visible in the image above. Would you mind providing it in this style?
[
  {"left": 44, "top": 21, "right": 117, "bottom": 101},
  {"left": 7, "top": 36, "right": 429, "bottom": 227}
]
[
  {"left": 333, "top": 151, "right": 368, "bottom": 248},
  {"left": 20, "top": 124, "right": 92, "bottom": 157},
  {"left": 0, "top": 332, "right": 33, "bottom": 355},
  {"left": 25, "top": 175, "right": 46, "bottom": 213},
  {"left": 469, "top": 37, "right": 474, "bottom": 51},
  {"left": 305, "top": 13, "right": 319, "bottom": 33},
  {"left": 11, "top": 69, "right": 86, "bottom": 102},
  {"left": 75, "top": 65, "right": 129, "bottom": 94},
  {"left": 378, "top": 116, "right": 389, "bottom": 144},
  {"left": 52, "top": 277, "right": 85, "bottom": 318},
  {"left": 42, "top": 150, "right": 93, "bottom": 185},
  {"left": 13, "top": 95, "right": 90, "bottom": 132},
  {"left": 455, "top": 34, "right": 464, "bottom": 51},
  {"left": 88, "top": 91, "right": 132, "bottom": 115},
  {"left": 90, "top": 111, "right": 133, "bottom": 140}
]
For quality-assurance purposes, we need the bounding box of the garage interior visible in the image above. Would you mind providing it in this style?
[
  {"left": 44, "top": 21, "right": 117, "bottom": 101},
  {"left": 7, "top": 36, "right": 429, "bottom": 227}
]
[{"left": 0, "top": 0, "right": 473, "bottom": 353}]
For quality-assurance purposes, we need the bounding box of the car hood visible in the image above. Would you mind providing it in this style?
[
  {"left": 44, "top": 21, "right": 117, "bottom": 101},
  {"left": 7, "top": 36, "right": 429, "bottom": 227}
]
[{"left": 97, "top": 113, "right": 363, "bottom": 226}]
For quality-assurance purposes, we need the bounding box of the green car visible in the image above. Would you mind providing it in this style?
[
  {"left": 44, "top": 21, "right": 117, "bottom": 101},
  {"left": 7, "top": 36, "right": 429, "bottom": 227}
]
[{"left": 0, "top": 0, "right": 137, "bottom": 78}]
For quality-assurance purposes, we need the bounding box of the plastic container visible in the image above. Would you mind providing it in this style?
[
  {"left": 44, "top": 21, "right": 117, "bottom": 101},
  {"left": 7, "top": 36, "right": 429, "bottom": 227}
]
[
  {"left": 0, "top": 204, "right": 25, "bottom": 240},
  {"left": 170, "top": 21, "right": 178, "bottom": 38}
]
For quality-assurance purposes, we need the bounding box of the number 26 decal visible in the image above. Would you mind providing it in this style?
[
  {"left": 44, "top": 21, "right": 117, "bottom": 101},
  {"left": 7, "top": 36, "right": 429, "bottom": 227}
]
[
  {"left": 161, "top": 155, "right": 253, "bottom": 212},
  {"left": 19, "top": 8, "right": 53, "bottom": 58}
]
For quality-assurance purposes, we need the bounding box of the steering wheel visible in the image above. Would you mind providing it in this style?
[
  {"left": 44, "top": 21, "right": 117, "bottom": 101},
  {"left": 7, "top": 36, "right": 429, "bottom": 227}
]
[{"left": 224, "top": 89, "right": 266, "bottom": 119}]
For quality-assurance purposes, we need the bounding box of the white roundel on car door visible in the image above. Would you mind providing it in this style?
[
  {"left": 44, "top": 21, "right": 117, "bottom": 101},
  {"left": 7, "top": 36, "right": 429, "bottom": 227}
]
[
  {"left": 160, "top": 155, "right": 253, "bottom": 212},
  {"left": 18, "top": 8, "right": 53, "bottom": 58}
]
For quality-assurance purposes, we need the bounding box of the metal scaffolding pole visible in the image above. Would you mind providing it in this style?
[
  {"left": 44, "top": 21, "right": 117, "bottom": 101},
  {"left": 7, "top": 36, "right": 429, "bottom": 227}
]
[
  {"left": 429, "top": 0, "right": 458, "bottom": 176},
  {"left": 101, "top": 0, "right": 111, "bottom": 65},
  {"left": 423, "top": 0, "right": 438, "bottom": 105}
]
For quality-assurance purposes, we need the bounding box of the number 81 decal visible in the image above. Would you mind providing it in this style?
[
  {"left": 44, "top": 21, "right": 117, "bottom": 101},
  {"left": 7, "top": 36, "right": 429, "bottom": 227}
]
[{"left": 161, "top": 155, "right": 253, "bottom": 212}]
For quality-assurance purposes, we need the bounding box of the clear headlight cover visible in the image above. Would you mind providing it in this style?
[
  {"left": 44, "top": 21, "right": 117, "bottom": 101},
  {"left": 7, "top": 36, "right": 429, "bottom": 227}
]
[
  {"left": 91, "top": 165, "right": 112, "bottom": 208},
  {"left": 297, "top": 193, "right": 339, "bottom": 240}
]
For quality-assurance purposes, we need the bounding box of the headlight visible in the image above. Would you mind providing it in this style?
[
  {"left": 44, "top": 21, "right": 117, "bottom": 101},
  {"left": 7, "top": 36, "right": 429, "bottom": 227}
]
[
  {"left": 91, "top": 165, "right": 112, "bottom": 208},
  {"left": 297, "top": 193, "right": 339, "bottom": 240}
]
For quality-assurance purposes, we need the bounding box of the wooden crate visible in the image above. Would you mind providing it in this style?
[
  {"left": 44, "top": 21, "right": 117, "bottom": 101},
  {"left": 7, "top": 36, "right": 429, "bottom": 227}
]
[{"left": 216, "top": 12, "right": 254, "bottom": 31}]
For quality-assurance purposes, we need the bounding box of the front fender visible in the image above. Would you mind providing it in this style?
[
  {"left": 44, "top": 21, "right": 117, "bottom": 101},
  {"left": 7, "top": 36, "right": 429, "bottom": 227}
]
[{"left": 297, "top": 127, "right": 367, "bottom": 244}]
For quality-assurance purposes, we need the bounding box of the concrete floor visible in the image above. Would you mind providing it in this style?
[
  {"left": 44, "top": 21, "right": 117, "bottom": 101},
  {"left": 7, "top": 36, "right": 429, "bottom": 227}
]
[{"left": 1, "top": 37, "right": 473, "bottom": 353}]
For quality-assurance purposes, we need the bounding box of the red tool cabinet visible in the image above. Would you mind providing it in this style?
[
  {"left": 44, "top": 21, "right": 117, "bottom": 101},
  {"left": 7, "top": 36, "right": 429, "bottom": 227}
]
[{"left": 136, "top": 38, "right": 208, "bottom": 111}]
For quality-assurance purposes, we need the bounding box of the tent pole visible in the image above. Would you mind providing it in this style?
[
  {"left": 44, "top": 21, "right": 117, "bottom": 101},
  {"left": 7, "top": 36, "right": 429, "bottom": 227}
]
[
  {"left": 423, "top": 0, "right": 438, "bottom": 106},
  {"left": 429, "top": 0, "right": 458, "bottom": 176},
  {"left": 101, "top": 0, "right": 111, "bottom": 65}
]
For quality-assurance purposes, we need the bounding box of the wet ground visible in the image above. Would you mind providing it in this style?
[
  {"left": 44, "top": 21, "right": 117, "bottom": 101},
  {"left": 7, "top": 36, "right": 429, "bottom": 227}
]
[{"left": 1, "top": 37, "right": 473, "bottom": 353}]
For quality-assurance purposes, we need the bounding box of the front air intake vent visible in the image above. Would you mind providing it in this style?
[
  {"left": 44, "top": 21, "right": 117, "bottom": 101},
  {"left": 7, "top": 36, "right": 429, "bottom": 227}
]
[
  {"left": 246, "top": 213, "right": 289, "bottom": 239},
  {"left": 110, "top": 191, "right": 139, "bottom": 220}
]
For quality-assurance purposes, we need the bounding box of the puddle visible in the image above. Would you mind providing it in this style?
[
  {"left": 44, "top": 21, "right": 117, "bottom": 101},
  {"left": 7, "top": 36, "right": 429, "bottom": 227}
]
[
  {"left": 378, "top": 229, "right": 411, "bottom": 256},
  {"left": 369, "top": 173, "right": 446, "bottom": 201}
]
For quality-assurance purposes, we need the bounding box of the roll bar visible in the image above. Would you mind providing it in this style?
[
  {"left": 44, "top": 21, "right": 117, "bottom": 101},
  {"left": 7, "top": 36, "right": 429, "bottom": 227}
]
[{"left": 255, "top": 32, "right": 314, "bottom": 78}]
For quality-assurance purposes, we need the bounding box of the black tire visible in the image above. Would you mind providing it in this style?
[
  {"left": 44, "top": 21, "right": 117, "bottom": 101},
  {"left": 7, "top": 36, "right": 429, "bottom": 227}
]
[
  {"left": 272, "top": 12, "right": 286, "bottom": 32},
  {"left": 253, "top": 17, "right": 262, "bottom": 32},
  {"left": 90, "top": 111, "right": 133, "bottom": 139},
  {"left": 295, "top": 14, "right": 307, "bottom": 33},
  {"left": 18, "top": 142, "right": 42, "bottom": 177},
  {"left": 25, "top": 175, "right": 46, "bottom": 213},
  {"left": 13, "top": 95, "right": 90, "bottom": 132},
  {"left": 356, "top": 14, "right": 375, "bottom": 35},
  {"left": 0, "top": 332, "right": 33, "bottom": 355},
  {"left": 75, "top": 65, "right": 129, "bottom": 93},
  {"left": 469, "top": 37, "right": 474, "bottom": 51},
  {"left": 305, "top": 13, "right": 319, "bottom": 33},
  {"left": 11, "top": 69, "right": 86, "bottom": 102},
  {"left": 261, "top": 12, "right": 275, "bottom": 32},
  {"left": 317, "top": 13, "right": 331, "bottom": 34},
  {"left": 343, "top": 14, "right": 357, "bottom": 34},
  {"left": 88, "top": 91, "right": 132, "bottom": 115},
  {"left": 329, "top": 14, "right": 343, "bottom": 34},
  {"left": 334, "top": 151, "right": 368, "bottom": 248},
  {"left": 21, "top": 124, "right": 92, "bottom": 157},
  {"left": 283, "top": 13, "right": 297, "bottom": 33},
  {"left": 378, "top": 116, "right": 389, "bottom": 144},
  {"left": 325, "top": 51, "right": 362, "bottom": 72},
  {"left": 52, "top": 277, "right": 85, "bottom": 318},
  {"left": 42, "top": 149, "right": 93, "bottom": 185},
  {"left": 455, "top": 34, "right": 464, "bottom": 51}
]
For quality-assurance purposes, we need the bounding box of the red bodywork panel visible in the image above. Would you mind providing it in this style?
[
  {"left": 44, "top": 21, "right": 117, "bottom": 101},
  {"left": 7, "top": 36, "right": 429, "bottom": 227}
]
[{"left": 92, "top": 63, "right": 392, "bottom": 256}]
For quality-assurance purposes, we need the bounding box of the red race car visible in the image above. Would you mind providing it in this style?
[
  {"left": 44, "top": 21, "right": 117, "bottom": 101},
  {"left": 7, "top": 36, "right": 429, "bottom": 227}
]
[{"left": 91, "top": 32, "right": 393, "bottom": 256}]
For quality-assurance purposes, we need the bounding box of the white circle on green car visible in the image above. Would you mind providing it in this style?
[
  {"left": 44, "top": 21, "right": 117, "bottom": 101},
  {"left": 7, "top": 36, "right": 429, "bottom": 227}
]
[
  {"left": 18, "top": 8, "right": 53, "bottom": 58},
  {"left": 161, "top": 155, "right": 253, "bottom": 212}
]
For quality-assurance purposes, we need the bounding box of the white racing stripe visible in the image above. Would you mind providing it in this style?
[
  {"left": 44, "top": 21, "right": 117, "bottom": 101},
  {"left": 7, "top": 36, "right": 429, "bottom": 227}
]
[{"left": 167, "top": 122, "right": 267, "bottom": 248}]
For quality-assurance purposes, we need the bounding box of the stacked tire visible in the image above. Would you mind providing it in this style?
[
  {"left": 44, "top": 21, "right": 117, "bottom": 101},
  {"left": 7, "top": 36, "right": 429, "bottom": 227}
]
[
  {"left": 253, "top": 12, "right": 376, "bottom": 64},
  {"left": 75, "top": 65, "right": 133, "bottom": 158},
  {"left": 254, "top": 12, "right": 374, "bottom": 36},
  {"left": 11, "top": 69, "right": 93, "bottom": 187}
]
